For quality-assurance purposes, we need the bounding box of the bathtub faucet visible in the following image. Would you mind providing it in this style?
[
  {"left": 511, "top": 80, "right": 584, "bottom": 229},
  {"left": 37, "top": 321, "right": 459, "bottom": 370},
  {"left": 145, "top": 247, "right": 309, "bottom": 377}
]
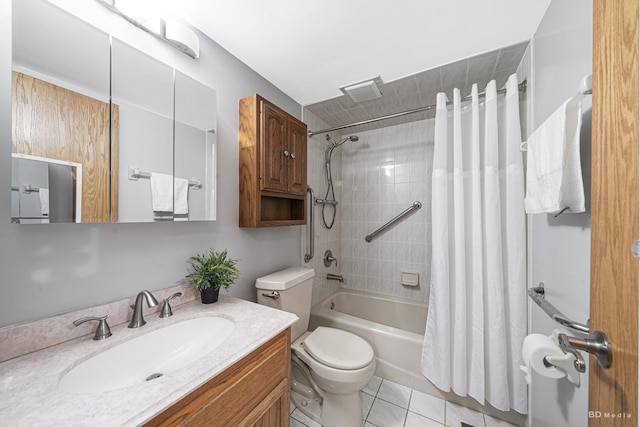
[{"left": 326, "top": 273, "right": 344, "bottom": 282}]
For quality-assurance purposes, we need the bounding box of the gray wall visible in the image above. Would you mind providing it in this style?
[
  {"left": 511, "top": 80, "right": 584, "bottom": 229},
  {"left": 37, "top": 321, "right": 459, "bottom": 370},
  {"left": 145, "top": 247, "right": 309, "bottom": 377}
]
[
  {"left": 528, "top": 0, "right": 593, "bottom": 425},
  {"left": 0, "top": 2, "right": 303, "bottom": 327}
]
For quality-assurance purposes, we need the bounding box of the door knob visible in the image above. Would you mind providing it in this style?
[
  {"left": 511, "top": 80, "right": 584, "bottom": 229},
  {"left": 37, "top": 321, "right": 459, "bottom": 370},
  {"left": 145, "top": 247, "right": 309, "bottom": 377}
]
[{"left": 558, "top": 330, "right": 612, "bottom": 369}]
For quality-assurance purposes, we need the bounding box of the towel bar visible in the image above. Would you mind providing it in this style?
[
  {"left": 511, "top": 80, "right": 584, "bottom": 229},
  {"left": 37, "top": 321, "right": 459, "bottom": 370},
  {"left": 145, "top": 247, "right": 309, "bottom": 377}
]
[{"left": 128, "top": 166, "right": 201, "bottom": 189}]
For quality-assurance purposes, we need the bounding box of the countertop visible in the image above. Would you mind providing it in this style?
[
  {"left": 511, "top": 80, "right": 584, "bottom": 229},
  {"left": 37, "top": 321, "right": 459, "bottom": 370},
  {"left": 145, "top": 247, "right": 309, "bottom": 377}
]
[{"left": 0, "top": 296, "right": 297, "bottom": 426}]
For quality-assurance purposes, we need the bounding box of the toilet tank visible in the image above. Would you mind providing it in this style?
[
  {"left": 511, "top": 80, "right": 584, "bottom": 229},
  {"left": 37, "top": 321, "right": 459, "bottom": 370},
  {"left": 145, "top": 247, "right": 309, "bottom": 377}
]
[{"left": 255, "top": 267, "right": 315, "bottom": 340}]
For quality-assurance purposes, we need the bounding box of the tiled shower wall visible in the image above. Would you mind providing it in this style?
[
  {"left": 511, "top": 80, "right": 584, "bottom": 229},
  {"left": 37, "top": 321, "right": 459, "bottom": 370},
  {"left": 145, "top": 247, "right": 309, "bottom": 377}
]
[
  {"left": 340, "top": 120, "right": 435, "bottom": 301},
  {"left": 305, "top": 69, "right": 526, "bottom": 303},
  {"left": 302, "top": 110, "right": 344, "bottom": 305}
]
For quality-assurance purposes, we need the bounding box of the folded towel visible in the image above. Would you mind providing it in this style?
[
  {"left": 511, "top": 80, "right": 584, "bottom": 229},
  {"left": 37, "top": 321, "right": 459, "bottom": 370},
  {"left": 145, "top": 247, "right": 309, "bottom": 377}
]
[
  {"left": 173, "top": 177, "right": 189, "bottom": 215},
  {"left": 150, "top": 173, "right": 173, "bottom": 212},
  {"left": 524, "top": 96, "right": 585, "bottom": 214},
  {"left": 39, "top": 188, "right": 49, "bottom": 216}
]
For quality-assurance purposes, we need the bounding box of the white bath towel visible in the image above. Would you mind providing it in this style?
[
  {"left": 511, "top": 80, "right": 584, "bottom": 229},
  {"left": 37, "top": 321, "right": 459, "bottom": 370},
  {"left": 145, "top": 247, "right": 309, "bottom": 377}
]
[
  {"left": 39, "top": 188, "right": 49, "bottom": 216},
  {"left": 150, "top": 173, "right": 173, "bottom": 212},
  {"left": 173, "top": 178, "right": 189, "bottom": 215},
  {"left": 524, "top": 96, "right": 585, "bottom": 214}
]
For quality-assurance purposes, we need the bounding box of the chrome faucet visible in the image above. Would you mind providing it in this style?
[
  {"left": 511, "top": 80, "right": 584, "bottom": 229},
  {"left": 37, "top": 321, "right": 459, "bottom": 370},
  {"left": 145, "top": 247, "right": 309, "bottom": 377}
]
[
  {"left": 128, "top": 290, "right": 159, "bottom": 328},
  {"left": 73, "top": 315, "right": 112, "bottom": 340},
  {"left": 326, "top": 273, "right": 344, "bottom": 282}
]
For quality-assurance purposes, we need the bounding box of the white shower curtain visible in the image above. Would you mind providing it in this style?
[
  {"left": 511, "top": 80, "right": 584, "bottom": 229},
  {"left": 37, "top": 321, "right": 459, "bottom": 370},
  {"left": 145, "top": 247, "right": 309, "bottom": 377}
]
[{"left": 421, "top": 74, "right": 527, "bottom": 413}]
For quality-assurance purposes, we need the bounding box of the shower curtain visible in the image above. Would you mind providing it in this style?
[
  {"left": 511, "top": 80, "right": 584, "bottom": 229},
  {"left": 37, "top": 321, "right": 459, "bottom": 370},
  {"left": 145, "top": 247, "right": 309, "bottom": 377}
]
[{"left": 421, "top": 74, "right": 527, "bottom": 413}]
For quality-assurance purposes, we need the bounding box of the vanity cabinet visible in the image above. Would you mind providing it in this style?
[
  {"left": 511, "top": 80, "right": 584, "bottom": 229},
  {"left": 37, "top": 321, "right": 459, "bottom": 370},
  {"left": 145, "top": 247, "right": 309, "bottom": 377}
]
[
  {"left": 239, "top": 94, "right": 307, "bottom": 227},
  {"left": 146, "top": 328, "right": 291, "bottom": 427}
]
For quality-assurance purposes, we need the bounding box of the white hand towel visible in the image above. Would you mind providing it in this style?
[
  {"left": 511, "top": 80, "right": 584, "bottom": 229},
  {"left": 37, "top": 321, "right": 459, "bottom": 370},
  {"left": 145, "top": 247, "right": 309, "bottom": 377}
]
[
  {"left": 39, "top": 188, "right": 49, "bottom": 216},
  {"left": 173, "top": 178, "right": 189, "bottom": 215},
  {"left": 150, "top": 173, "right": 173, "bottom": 212},
  {"left": 524, "top": 97, "right": 585, "bottom": 214}
]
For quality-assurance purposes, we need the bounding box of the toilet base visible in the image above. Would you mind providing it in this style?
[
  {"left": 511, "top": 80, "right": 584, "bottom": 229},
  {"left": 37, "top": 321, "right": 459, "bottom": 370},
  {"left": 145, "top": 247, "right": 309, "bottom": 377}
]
[
  {"left": 290, "top": 389, "right": 323, "bottom": 425},
  {"left": 290, "top": 389, "right": 362, "bottom": 427},
  {"left": 322, "top": 391, "right": 362, "bottom": 427}
]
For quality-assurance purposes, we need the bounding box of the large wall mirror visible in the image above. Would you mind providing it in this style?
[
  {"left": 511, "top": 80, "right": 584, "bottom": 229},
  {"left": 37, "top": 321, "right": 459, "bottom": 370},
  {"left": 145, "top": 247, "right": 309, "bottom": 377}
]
[{"left": 11, "top": 0, "right": 217, "bottom": 224}]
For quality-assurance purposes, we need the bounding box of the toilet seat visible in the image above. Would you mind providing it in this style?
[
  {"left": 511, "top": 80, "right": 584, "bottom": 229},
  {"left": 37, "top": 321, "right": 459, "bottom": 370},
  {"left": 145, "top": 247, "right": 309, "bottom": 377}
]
[{"left": 302, "top": 326, "right": 374, "bottom": 370}]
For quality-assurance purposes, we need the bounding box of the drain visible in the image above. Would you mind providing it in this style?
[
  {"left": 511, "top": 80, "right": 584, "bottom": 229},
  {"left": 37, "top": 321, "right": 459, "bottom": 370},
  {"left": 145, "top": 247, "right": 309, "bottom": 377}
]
[
  {"left": 146, "top": 373, "right": 163, "bottom": 381},
  {"left": 329, "top": 300, "right": 335, "bottom": 310}
]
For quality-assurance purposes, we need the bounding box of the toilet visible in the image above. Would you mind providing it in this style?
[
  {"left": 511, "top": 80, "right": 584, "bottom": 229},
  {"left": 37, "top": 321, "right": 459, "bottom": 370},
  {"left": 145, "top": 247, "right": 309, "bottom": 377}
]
[{"left": 255, "top": 267, "right": 375, "bottom": 427}]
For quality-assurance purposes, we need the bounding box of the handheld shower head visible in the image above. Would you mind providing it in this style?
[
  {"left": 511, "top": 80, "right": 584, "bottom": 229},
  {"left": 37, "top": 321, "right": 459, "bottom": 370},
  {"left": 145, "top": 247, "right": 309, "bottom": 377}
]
[
  {"left": 321, "top": 133, "right": 359, "bottom": 230},
  {"left": 334, "top": 135, "right": 359, "bottom": 147}
]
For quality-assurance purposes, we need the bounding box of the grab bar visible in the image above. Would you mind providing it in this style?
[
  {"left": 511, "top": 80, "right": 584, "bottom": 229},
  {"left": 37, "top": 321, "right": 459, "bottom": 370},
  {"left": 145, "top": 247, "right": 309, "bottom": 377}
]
[
  {"left": 528, "top": 283, "right": 589, "bottom": 334},
  {"left": 304, "top": 186, "right": 315, "bottom": 263},
  {"left": 365, "top": 201, "right": 422, "bottom": 243}
]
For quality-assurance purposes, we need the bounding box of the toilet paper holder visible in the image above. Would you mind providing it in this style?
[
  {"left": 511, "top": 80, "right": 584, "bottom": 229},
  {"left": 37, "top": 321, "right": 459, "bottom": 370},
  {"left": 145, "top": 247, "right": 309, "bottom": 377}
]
[
  {"left": 541, "top": 330, "right": 612, "bottom": 386},
  {"left": 546, "top": 334, "right": 586, "bottom": 374}
]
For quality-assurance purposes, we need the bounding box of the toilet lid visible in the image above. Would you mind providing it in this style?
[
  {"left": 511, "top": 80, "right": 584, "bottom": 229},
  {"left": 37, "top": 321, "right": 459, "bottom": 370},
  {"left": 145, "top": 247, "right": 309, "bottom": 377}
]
[{"left": 302, "top": 327, "right": 374, "bottom": 370}]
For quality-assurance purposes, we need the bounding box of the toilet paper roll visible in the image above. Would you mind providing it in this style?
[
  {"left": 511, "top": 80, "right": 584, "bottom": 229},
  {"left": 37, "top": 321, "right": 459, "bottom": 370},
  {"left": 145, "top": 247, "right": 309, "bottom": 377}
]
[{"left": 520, "top": 334, "right": 567, "bottom": 383}]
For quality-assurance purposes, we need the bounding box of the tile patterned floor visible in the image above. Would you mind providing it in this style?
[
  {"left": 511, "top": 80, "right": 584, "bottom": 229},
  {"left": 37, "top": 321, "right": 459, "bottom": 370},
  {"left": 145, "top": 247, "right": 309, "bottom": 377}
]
[{"left": 289, "top": 376, "right": 518, "bottom": 427}]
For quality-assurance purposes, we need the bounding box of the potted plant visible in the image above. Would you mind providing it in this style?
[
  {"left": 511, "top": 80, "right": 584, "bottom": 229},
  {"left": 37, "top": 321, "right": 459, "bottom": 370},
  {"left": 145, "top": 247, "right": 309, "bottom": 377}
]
[{"left": 187, "top": 248, "right": 241, "bottom": 304}]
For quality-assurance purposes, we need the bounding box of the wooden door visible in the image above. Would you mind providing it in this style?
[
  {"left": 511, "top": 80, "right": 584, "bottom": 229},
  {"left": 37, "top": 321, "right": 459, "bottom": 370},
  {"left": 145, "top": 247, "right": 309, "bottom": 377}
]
[
  {"left": 287, "top": 118, "right": 307, "bottom": 196},
  {"left": 260, "top": 101, "right": 288, "bottom": 193},
  {"left": 589, "top": 0, "right": 639, "bottom": 425}
]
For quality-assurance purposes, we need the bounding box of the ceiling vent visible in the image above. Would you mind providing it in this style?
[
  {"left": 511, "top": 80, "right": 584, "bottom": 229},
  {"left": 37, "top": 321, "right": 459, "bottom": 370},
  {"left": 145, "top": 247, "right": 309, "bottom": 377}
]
[{"left": 340, "top": 77, "right": 383, "bottom": 103}]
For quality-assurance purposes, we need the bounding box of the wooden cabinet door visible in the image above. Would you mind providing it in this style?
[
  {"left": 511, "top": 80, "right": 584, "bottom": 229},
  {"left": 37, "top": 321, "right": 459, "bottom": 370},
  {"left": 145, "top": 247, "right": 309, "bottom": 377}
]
[
  {"left": 238, "top": 379, "right": 289, "bottom": 427},
  {"left": 287, "top": 118, "right": 307, "bottom": 196},
  {"left": 260, "top": 102, "right": 288, "bottom": 193}
]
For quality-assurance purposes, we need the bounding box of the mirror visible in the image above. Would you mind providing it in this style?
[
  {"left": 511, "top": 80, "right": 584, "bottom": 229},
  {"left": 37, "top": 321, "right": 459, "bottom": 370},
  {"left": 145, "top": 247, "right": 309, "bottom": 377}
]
[
  {"left": 174, "top": 71, "right": 217, "bottom": 221},
  {"left": 11, "top": 0, "right": 217, "bottom": 223},
  {"left": 112, "top": 39, "right": 175, "bottom": 222},
  {"left": 12, "top": 0, "right": 111, "bottom": 223}
]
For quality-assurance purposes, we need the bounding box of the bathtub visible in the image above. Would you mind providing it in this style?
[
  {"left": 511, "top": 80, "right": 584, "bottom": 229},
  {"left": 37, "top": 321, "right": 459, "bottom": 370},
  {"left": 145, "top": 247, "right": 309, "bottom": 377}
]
[
  {"left": 309, "top": 288, "right": 528, "bottom": 426},
  {"left": 308, "top": 288, "right": 432, "bottom": 393}
]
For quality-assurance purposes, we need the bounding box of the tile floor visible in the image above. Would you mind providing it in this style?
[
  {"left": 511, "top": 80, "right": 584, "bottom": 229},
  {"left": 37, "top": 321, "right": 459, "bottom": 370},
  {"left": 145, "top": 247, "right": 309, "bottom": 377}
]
[{"left": 289, "top": 376, "right": 519, "bottom": 427}]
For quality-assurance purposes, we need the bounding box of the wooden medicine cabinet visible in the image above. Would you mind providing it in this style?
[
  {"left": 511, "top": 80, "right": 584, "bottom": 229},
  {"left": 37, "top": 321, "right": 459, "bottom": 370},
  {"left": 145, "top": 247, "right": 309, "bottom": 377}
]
[{"left": 239, "top": 94, "right": 307, "bottom": 227}]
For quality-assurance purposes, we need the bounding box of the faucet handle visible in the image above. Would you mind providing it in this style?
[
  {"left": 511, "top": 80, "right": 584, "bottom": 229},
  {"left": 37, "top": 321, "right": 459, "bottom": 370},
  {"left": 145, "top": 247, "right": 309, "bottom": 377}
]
[
  {"left": 323, "top": 250, "right": 338, "bottom": 267},
  {"left": 160, "top": 292, "right": 182, "bottom": 318},
  {"left": 73, "top": 315, "right": 112, "bottom": 340}
]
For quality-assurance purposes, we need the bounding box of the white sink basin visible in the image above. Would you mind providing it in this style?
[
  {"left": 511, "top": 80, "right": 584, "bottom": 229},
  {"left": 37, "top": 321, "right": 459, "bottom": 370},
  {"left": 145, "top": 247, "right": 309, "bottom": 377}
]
[{"left": 59, "top": 316, "right": 235, "bottom": 394}]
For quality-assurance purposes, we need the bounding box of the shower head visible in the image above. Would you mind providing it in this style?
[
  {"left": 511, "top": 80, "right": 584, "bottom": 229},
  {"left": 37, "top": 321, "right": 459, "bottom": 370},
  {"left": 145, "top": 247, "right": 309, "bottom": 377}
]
[{"left": 326, "top": 134, "right": 359, "bottom": 148}]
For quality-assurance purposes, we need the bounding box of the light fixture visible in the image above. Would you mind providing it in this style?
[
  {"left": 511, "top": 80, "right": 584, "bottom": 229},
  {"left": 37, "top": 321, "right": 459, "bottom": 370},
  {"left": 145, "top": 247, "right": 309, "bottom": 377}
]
[
  {"left": 165, "top": 20, "right": 200, "bottom": 59},
  {"left": 96, "top": 0, "right": 200, "bottom": 59}
]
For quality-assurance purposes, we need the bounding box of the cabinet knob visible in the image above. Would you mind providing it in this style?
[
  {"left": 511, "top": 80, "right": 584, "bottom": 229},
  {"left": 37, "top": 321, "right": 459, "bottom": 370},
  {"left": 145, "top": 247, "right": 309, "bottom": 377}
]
[
  {"left": 290, "top": 153, "right": 296, "bottom": 159},
  {"left": 283, "top": 150, "right": 289, "bottom": 157}
]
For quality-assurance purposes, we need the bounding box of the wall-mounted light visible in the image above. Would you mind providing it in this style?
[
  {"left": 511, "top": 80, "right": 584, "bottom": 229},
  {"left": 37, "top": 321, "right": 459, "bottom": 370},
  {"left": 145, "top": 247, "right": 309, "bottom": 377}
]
[
  {"left": 165, "top": 20, "right": 200, "bottom": 59},
  {"left": 96, "top": 0, "right": 200, "bottom": 59}
]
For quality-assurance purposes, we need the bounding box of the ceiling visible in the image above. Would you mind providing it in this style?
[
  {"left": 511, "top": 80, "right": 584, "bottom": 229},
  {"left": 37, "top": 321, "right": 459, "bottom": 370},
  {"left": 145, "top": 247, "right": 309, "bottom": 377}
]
[
  {"left": 306, "top": 41, "right": 529, "bottom": 134},
  {"left": 167, "top": 0, "right": 551, "bottom": 107}
]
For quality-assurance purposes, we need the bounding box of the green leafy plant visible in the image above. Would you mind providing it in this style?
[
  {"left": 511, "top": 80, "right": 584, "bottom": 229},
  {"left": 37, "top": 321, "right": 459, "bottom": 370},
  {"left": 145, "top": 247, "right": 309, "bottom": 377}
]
[{"left": 186, "top": 248, "right": 241, "bottom": 291}]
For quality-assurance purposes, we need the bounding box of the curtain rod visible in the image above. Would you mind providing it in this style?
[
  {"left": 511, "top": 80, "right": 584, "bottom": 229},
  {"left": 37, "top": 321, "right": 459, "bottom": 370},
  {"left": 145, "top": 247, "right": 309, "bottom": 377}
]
[{"left": 308, "top": 80, "right": 527, "bottom": 137}]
